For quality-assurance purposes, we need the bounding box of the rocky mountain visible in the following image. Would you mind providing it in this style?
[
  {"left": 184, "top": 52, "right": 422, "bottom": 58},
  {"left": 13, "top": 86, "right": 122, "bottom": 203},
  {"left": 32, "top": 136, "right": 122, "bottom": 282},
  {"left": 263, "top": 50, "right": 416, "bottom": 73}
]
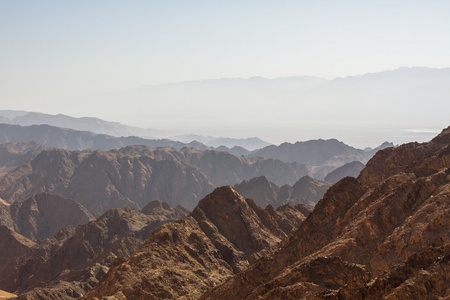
[
  {"left": 85, "top": 186, "right": 309, "bottom": 299},
  {"left": 0, "top": 110, "right": 162, "bottom": 139},
  {"left": 0, "top": 141, "right": 46, "bottom": 177},
  {"left": 0, "top": 193, "right": 94, "bottom": 241},
  {"left": 201, "top": 126, "right": 450, "bottom": 299},
  {"left": 234, "top": 175, "right": 331, "bottom": 208},
  {"left": 323, "top": 160, "right": 365, "bottom": 183},
  {"left": 0, "top": 123, "right": 203, "bottom": 151},
  {"left": 0, "top": 201, "right": 188, "bottom": 299},
  {"left": 85, "top": 68, "right": 449, "bottom": 147},
  {"left": 251, "top": 138, "right": 392, "bottom": 179},
  {"left": 0, "top": 111, "right": 272, "bottom": 151},
  {"left": 0, "top": 145, "right": 307, "bottom": 215}
]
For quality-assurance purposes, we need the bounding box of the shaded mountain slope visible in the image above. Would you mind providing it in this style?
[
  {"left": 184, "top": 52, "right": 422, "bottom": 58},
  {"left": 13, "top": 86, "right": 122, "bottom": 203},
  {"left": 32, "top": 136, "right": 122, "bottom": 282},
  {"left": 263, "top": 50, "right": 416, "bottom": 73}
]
[
  {"left": 1, "top": 193, "right": 94, "bottom": 241},
  {"left": 324, "top": 160, "right": 365, "bottom": 183},
  {"left": 86, "top": 186, "right": 309, "bottom": 299},
  {"left": 201, "top": 126, "right": 450, "bottom": 299},
  {"left": 0, "top": 146, "right": 307, "bottom": 215}
]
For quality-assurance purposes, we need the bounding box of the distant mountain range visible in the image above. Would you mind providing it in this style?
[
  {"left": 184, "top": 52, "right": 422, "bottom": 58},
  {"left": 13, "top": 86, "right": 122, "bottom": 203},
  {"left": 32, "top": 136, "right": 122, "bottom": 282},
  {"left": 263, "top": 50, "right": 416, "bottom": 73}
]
[
  {"left": 0, "top": 123, "right": 393, "bottom": 180},
  {"left": 0, "top": 144, "right": 308, "bottom": 214},
  {"left": 251, "top": 139, "right": 394, "bottom": 179},
  {"left": 82, "top": 67, "right": 450, "bottom": 146},
  {"left": 0, "top": 110, "right": 272, "bottom": 150},
  {"left": 0, "top": 110, "right": 162, "bottom": 139},
  {"left": 173, "top": 134, "right": 271, "bottom": 150}
]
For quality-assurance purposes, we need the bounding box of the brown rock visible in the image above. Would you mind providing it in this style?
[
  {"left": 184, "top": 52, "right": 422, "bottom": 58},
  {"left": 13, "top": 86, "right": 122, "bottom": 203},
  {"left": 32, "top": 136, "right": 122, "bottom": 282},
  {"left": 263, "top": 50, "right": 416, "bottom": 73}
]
[
  {"left": 85, "top": 186, "right": 308, "bottom": 299},
  {"left": 202, "top": 126, "right": 450, "bottom": 299},
  {"left": 0, "top": 201, "right": 186, "bottom": 299},
  {"left": 0, "top": 145, "right": 308, "bottom": 215}
]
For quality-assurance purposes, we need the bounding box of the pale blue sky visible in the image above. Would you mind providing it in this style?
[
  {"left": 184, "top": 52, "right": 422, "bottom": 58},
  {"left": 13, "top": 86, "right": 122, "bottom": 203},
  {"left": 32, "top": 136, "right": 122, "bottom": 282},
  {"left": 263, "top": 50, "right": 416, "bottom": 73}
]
[{"left": 1, "top": 1, "right": 449, "bottom": 146}]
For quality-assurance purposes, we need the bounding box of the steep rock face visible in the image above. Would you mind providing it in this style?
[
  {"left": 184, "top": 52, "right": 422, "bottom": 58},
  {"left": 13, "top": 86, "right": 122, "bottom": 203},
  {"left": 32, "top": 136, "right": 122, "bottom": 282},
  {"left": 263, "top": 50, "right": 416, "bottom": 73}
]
[
  {"left": 202, "top": 126, "right": 450, "bottom": 299},
  {"left": 324, "top": 160, "right": 365, "bottom": 183},
  {"left": 0, "top": 146, "right": 307, "bottom": 215},
  {"left": 4, "top": 193, "right": 94, "bottom": 241},
  {"left": 0, "top": 141, "right": 45, "bottom": 178},
  {"left": 86, "top": 186, "right": 308, "bottom": 299},
  {"left": 235, "top": 175, "right": 331, "bottom": 208},
  {"left": 1, "top": 201, "right": 187, "bottom": 300}
]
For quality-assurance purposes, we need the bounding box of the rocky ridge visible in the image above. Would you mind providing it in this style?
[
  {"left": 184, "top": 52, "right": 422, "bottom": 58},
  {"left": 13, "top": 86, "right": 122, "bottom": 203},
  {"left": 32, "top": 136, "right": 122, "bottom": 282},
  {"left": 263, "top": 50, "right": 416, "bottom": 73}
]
[
  {"left": 201, "top": 126, "right": 450, "bottom": 299},
  {"left": 0, "top": 145, "right": 307, "bottom": 215},
  {"left": 85, "top": 186, "right": 309, "bottom": 299},
  {"left": 0, "top": 200, "right": 188, "bottom": 299}
]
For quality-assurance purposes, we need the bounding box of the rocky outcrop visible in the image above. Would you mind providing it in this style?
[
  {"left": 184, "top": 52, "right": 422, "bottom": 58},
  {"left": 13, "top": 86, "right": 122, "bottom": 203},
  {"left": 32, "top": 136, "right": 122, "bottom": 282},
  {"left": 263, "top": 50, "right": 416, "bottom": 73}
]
[
  {"left": 324, "top": 160, "right": 365, "bottom": 183},
  {"left": 202, "top": 126, "right": 450, "bottom": 299},
  {"left": 234, "top": 175, "right": 331, "bottom": 208},
  {"left": 0, "top": 146, "right": 307, "bottom": 215},
  {"left": 85, "top": 186, "right": 309, "bottom": 299},
  {"left": 0, "top": 201, "right": 188, "bottom": 299}
]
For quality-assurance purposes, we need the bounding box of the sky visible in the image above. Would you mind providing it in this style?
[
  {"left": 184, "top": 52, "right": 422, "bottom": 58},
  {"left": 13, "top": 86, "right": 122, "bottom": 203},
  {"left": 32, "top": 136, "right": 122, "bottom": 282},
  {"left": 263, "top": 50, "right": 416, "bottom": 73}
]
[{"left": 1, "top": 1, "right": 449, "bottom": 147}]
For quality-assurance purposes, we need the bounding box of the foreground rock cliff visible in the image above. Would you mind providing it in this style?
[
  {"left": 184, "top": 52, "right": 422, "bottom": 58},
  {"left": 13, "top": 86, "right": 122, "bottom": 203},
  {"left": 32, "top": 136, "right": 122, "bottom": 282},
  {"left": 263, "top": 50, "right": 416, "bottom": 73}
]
[
  {"left": 200, "top": 126, "right": 450, "bottom": 299},
  {"left": 85, "top": 186, "right": 308, "bottom": 299}
]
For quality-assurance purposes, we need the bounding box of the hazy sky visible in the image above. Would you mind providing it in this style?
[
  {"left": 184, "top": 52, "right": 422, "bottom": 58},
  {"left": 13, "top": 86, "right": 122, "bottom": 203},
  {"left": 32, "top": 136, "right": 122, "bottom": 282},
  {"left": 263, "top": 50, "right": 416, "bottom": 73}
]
[{"left": 1, "top": 1, "right": 449, "bottom": 146}]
